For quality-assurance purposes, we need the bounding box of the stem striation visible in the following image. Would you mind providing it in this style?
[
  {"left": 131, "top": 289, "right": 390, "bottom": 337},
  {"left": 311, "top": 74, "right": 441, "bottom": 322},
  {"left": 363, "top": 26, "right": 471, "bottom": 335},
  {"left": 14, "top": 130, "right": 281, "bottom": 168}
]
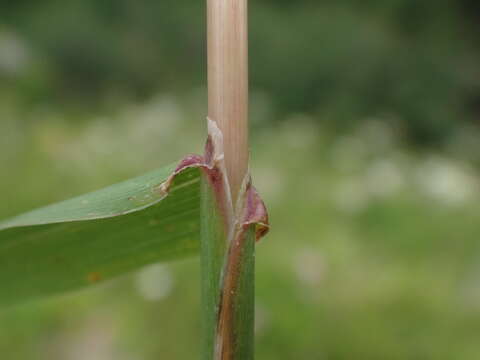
[{"left": 207, "top": 0, "right": 249, "bottom": 203}]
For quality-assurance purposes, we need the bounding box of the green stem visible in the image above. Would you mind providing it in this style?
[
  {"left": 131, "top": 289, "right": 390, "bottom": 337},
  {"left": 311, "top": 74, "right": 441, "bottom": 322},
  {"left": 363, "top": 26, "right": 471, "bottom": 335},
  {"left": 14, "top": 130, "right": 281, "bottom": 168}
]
[
  {"left": 200, "top": 174, "right": 229, "bottom": 359},
  {"left": 200, "top": 175, "right": 256, "bottom": 360},
  {"left": 199, "top": 130, "right": 268, "bottom": 358}
]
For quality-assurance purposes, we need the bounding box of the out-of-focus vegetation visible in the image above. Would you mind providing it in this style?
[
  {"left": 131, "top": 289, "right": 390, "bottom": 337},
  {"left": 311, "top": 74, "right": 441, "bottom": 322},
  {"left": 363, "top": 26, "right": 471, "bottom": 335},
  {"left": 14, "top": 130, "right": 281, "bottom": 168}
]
[
  {"left": 2, "top": 0, "right": 480, "bottom": 146},
  {"left": 1, "top": 1, "right": 480, "bottom": 359}
]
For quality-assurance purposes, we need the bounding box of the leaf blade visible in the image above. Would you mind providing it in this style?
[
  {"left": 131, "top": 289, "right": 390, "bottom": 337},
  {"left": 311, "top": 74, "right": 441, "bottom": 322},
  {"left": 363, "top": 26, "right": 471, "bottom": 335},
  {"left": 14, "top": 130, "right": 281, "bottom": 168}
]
[{"left": 0, "top": 164, "right": 201, "bottom": 307}]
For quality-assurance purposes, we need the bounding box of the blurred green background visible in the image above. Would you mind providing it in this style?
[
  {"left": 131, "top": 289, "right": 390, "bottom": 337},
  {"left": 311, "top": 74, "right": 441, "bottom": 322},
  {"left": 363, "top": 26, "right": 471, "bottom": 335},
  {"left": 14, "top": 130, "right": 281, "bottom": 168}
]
[{"left": 1, "top": 0, "right": 480, "bottom": 359}]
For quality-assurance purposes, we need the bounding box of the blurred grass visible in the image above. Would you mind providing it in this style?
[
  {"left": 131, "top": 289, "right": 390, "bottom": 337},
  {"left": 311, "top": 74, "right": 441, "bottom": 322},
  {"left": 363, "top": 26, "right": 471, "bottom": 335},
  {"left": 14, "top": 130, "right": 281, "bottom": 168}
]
[
  {"left": 2, "top": 0, "right": 480, "bottom": 147},
  {"left": 1, "top": 92, "right": 480, "bottom": 359}
]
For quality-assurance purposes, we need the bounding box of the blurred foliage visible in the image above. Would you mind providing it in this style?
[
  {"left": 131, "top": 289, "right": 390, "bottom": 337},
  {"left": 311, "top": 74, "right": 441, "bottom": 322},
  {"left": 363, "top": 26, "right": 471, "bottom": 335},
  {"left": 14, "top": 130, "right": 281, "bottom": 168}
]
[
  {"left": 1, "top": 103, "right": 480, "bottom": 359},
  {"left": 1, "top": 1, "right": 480, "bottom": 359},
  {"left": 1, "top": 0, "right": 480, "bottom": 145}
]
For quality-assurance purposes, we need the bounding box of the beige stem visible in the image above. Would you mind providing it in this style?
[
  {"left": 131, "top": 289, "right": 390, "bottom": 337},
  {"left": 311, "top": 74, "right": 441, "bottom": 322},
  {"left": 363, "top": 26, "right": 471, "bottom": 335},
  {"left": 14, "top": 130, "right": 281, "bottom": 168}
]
[{"left": 207, "top": 0, "right": 249, "bottom": 203}]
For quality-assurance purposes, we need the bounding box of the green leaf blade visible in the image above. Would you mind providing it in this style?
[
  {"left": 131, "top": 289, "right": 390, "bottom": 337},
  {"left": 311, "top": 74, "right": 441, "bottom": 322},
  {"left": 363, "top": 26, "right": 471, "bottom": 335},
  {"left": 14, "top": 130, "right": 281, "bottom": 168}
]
[
  {"left": 0, "top": 164, "right": 181, "bottom": 230},
  {"left": 0, "top": 164, "right": 201, "bottom": 307}
]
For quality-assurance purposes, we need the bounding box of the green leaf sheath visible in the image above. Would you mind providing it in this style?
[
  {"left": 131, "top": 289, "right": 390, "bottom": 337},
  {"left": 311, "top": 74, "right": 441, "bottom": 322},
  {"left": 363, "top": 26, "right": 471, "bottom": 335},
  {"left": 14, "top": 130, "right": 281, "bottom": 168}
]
[
  {"left": 0, "top": 164, "right": 201, "bottom": 307},
  {"left": 201, "top": 175, "right": 228, "bottom": 359},
  {"left": 214, "top": 226, "right": 255, "bottom": 360},
  {"left": 199, "top": 123, "right": 269, "bottom": 360},
  {"left": 230, "top": 228, "right": 255, "bottom": 360},
  {"left": 211, "top": 181, "right": 267, "bottom": 360}
]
